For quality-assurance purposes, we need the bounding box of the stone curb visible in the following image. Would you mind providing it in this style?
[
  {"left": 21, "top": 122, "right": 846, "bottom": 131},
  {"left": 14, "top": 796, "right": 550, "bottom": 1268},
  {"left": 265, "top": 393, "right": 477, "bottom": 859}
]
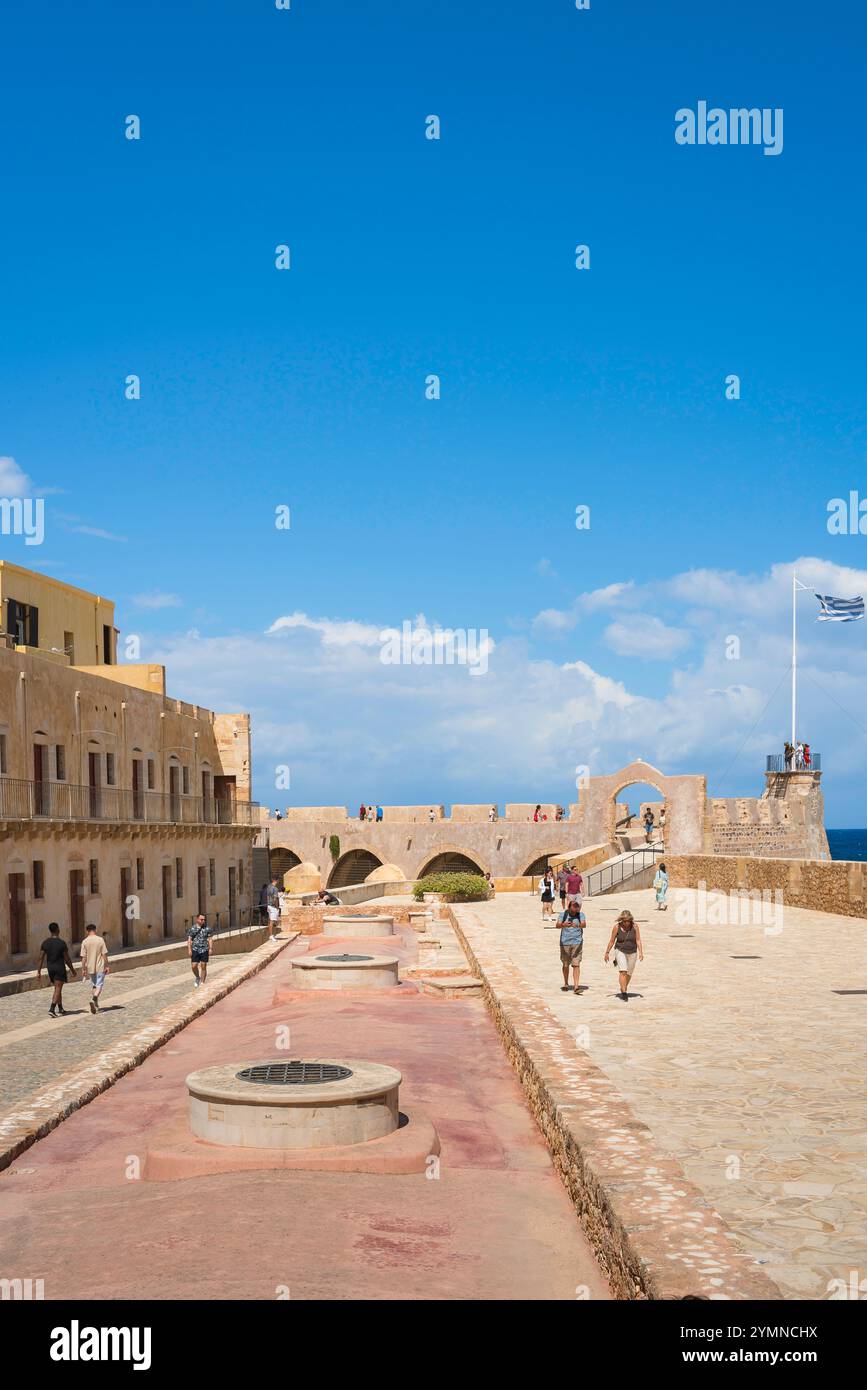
[
  {"left": 0, "top": 933, "right": 297, "bottom": 1175},
  {"left": 450, "top": 906, "right": 782, "bottom": 1302}
]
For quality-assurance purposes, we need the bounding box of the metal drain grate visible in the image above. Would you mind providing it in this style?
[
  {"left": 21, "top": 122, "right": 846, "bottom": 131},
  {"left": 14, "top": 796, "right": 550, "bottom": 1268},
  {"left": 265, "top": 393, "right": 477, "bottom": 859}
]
[
  {"left": 316, "top": 954, "right": 374, "bottom": 963},
  {"left": 731, "top": 955, "right": 762, "bottom": 959},
  {"left": 832, "top": 989, "right": 867, "bottom": 995},
  {"left": 235, "top": 1062, "right": 353, "bottom": 1086},
  {"left": 669, "top": 934, "right": 694, "bottom": 938}
]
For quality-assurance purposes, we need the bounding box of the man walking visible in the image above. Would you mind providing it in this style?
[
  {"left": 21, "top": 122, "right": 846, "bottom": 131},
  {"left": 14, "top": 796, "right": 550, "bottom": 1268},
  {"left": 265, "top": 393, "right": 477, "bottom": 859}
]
[
  {"left": 37, "top": 922, "right": 76, "bottom": 1017},
  {"left": 266, "top": 876, "right": 282, "bottom": 937},
  {"left": 558, "top": 899, "right": 586, "bottom": 994},
  {"left": 79, "top": 923, "right": 109, "bottom": 1013},
  {"left": 556, "top": 863, "right": 570, "bottom": 910},
  {"left": 187, "top": 913, "right": 214, "bottom": 987},
  {"left": 566, "top": 866, "right": 583, "bottom": 904}
]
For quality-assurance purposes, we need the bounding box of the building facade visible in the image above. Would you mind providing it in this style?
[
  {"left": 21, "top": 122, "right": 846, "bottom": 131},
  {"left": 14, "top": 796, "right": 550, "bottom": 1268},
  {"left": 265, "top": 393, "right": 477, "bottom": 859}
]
[{"left": 0, "top": 563, "right": 256, "bottom": 970}]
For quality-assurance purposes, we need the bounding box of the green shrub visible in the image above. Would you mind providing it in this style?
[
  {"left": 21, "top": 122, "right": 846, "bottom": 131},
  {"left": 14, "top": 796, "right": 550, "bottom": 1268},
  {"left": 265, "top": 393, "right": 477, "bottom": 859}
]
[
  {"left": 329, "top": 835, "right": 341, "bottom": 862},
  {"left": 412, "top": 872, "right": 490, "bottom": 902}
]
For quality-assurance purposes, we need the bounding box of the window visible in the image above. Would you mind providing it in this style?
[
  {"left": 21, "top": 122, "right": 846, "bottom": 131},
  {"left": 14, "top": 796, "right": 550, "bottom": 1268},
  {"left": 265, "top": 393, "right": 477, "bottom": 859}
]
[
  {"left": 7, "top": 598, "right": 38, "bottom": 647},
  {"left": 89, "top": 859, "right": 99, "bottom": 895},
  {"left": 64, "top": 631, "right": 75, "bottom": 664},
  {"left": 175, "top": 857, "right": 183, "bottom": 898},
  {"left": 239, "top": 858, "right": 244, "bottom": 893},
  {"left": 102, "top": 623, "right": 113, "bottom": 664},
  {"left": 55, "top": 744, "right": 66, "bottom": 780},
  {"left": 33, "top": 860, "right": 45, "bottom": 899},
  {"left": 147, "top": 757, "right": 156, "bottom": 790},
  {"left": 182, "top": 766, "right": 190, "bottom": 795},
  {"left": 0, "top": 732, "right": 6, "bottom": 774},
  {"left": 136, "top": 857, "right": 145, "bottom": 891},
  {"left": 209, "top": 858, "right": 216, "bottom": 895},
  {"left": 106, "top": 752, "right": 116, "bottom": 786}
]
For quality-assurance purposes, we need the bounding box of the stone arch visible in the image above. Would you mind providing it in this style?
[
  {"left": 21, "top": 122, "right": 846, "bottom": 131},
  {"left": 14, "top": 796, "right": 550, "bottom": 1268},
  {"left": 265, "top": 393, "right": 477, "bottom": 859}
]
[
  {"left": 418, "top": 850, "right": 486, "bottom": 877},
  {"left": 270, "top": 848, "right": 301, "bottom": 883},
  {"left": 328, "top": 847, "right": 384, "bottom": 889},
  {"left": 523, "top": 851, "right": 571, "bottom": 877},
  {"left": 570, "top": 759, "right": 706, "bottom": 855}
]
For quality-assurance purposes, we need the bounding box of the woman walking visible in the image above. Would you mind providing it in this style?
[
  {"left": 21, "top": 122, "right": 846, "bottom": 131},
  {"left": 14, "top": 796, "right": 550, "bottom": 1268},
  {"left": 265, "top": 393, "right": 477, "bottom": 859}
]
[
  {"left": 539, "top": 867, "right": 556, "bottom": 919},
  {"left": 653, "top": 861, "right": 669, "bottom": 910},
  {"left": 604, "top": 909, "right": 644, "bottom": 1001}
]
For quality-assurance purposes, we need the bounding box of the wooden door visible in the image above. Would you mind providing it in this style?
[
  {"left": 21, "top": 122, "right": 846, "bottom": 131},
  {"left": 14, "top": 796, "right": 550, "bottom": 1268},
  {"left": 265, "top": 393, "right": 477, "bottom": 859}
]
[
  {"left": 161, "top": 865, "right": 172, "bottom": 939},
  {"left": 228, "top": 866, "right": 236, "bottom": 925},
  {"left": 120, "top": 866, "right": 132, "bottom": 947},
  {"left": 8, "top": 873, "right": 27, "bottom": 954},
  {"left": 69, "top": 869, "right": 86, "bottom": 943}
]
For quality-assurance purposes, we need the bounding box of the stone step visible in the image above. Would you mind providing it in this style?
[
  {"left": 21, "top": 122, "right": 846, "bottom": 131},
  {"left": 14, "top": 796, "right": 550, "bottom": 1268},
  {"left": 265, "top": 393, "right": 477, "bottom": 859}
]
[{"left": 417, "top": 975, "right": 484, "bottom": 999}]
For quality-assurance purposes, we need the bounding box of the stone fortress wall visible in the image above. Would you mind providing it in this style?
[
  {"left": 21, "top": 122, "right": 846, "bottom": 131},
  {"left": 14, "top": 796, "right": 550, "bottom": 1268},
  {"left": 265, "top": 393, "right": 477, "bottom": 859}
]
[{"left": 264, "top": 759, "right": 831, "bottom": 890}]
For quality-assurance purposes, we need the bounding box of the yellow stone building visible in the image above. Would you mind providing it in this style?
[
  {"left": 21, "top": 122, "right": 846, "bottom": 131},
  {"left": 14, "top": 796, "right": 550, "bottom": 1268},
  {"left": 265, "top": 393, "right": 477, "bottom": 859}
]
[{"left": 0, "top": 562, "right": 257, "bottom": 969}]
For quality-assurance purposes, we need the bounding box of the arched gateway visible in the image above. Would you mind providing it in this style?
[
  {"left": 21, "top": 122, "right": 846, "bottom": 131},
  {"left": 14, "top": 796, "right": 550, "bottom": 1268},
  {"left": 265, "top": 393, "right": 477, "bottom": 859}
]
[{"left": 570, "top": 759, "right": 706, "bottom": 856}]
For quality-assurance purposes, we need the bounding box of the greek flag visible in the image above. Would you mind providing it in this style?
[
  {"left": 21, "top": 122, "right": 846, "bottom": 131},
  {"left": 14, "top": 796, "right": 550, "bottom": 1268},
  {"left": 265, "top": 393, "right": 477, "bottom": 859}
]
[{"left": 815, "top": 593, "right": 865, "bottom": 622}]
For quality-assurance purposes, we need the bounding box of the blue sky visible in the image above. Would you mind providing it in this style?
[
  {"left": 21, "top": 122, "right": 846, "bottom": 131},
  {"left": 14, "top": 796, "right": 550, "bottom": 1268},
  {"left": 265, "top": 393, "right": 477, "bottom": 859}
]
[{"left": 1, "top": 1, "right": 866, "bottom": 821}]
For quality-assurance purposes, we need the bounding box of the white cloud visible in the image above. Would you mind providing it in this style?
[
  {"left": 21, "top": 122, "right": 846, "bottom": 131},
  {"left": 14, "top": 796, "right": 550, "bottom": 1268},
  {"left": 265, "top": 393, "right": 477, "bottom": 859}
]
[
  {"left": 604, "top": 614, "right": 692, "bottom": 660},
  {"left": 134, "top": 559, "right": 867, "bottom": 818},
  {"left": 0, "top": 456, "right": 34, "bottom": 497},
  {"left": 132, "top": 592, "right": 182, "bottom": 610}
]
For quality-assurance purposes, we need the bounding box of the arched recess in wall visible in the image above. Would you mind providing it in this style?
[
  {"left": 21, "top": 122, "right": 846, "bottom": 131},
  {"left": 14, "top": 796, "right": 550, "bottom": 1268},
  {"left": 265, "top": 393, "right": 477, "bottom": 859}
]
[
  {"left": 418, "top": 851, "right": 485, "bottom": 877},
  {"left": 523, "top": 852, "right": 569, "bottom": 877},
  {"left": 270, "top": 848, "right": 301, "bottom": 882},
  {"left": 328, "top": 848, "right": 383, "bottom": 889}
]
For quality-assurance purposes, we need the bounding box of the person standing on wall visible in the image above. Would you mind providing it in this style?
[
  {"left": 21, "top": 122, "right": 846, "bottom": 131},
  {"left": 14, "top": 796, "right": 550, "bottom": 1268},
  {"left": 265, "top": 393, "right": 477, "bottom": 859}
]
[
  {"left": 187, "top": 913, "right": 214, "bottom": 988},
  {"left": 376, "top": 804, "right": 383, "bottom": 823},
  {"left": 78, "top": 923, "right": 109, "bottom": 1013},
  {"left": 604, "top": 910, "right": 644, "bottom": 1002},
  {"left": 558, "top": 898, "right": 586, "bottom": 994},
  {"left": 37, "top": 922, "right": 76, "bottom": 1018},
  {"left": 359, "top": 803, "right": 366, "bottom": 821}
]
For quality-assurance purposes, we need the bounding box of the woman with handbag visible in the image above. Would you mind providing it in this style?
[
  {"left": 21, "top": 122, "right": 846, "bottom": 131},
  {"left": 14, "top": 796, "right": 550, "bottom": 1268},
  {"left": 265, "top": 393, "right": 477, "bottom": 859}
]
[{"left": 604, "top": 909, "right": 644, "bottom": 1001}]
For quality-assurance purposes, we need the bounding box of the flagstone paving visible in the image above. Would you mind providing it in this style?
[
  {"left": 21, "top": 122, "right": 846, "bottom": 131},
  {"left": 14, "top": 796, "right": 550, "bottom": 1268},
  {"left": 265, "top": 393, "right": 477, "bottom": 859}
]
[
  {"left": 464, "top": 886, "right": 867, "bottom": 1299},
  {"left": 0, "top": 955, "right": 243, "bottom": 1111}
]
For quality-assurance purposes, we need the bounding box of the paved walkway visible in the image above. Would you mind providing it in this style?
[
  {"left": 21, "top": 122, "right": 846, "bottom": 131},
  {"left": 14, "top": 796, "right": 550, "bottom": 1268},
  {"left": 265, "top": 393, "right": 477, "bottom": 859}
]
[
  {"left": 467, "top": 887, "right": 867, "bottom": 1298},
  {"left": 0, "top": 926, "right": 610, "bottom": 1301},
  {"left": 0, "top": 955, "right": 242, "bottom": 1111}
]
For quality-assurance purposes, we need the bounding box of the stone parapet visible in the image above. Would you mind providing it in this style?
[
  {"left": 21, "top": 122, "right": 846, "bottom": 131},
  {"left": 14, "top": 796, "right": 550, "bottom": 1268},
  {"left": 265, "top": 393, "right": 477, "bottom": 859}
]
[{"left": 667, "top": 853, "right": 867, "bottom": 918}]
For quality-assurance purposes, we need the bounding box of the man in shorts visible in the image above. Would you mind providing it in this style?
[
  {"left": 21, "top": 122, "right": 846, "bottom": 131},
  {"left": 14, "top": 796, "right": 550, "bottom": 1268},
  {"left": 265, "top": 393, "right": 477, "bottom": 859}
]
[
  {"left": 187, "top": 913, "right": 214, "bottom": 987},
  {"left": 78, "top": 923, "right": 109, "bottom": 1013},
  {"left": 37, "top": 922, "right": 76, "bottom": 1017},
  {"left": 555, "top": 864, "right": 570, "bottom": 910},
  {"left": 558, "top": 899, "right": 586, "bottom": 994},
  {"left": 266, "top": 876, "right": 282, "bottom": 938},
  {"left": 565, "top": 867, "right": 583, "bottom": 904}
]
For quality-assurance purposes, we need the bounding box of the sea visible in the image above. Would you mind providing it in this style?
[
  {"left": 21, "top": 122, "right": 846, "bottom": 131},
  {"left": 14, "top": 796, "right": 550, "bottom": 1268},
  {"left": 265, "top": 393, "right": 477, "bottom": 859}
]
[{"left": 827, "top": 829, "right": 867, "bottom": 862}]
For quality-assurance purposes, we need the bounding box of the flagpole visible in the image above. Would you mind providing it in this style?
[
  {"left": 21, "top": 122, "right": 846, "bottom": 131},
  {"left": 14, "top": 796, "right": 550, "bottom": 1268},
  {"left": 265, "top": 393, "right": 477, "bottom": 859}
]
[{"left": 791, "top": 566, "right": 797, "bottom": 750}]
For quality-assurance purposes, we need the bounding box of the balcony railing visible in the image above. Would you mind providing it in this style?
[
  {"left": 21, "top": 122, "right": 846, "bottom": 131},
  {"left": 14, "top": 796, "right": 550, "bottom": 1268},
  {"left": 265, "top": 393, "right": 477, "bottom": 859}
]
[
  {"left": 0, "top": 777, "right": 260, "bottom": 827},
  {"left": 766, "top": 752, "right": 821, "bottom": 774}
]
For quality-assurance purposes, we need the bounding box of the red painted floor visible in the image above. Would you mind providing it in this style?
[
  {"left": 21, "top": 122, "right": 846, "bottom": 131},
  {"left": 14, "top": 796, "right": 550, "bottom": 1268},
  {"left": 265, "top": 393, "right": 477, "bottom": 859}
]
[{"left": 0, "top": 929, "right": 611, "bottom": 1300}]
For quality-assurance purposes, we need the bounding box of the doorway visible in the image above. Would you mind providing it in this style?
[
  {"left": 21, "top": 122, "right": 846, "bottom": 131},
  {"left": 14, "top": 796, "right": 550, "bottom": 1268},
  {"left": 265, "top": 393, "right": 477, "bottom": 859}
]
[
  {"left": 228, "top": 866, "right": 236, "bottom": 925},
  {"left": 69, "top": 868, "right": 86, "bottom": 943},
  {"left": 33, "top": 743, "right": 47, "bottom": 816},
  {"left": 120, "top": 866, "right": 132, "bottom": 948},
  {"left": 88, "top": 751, "right": 101, "bottom": 818},
  {"left": 8, "top": 873, "right": 27, "bottom": 954},
  {"left": 161, "top": 865, "right": 172, "bottom": 939},
  {"left": 197, "top": 866, "right": 206, "bottom": 918}
]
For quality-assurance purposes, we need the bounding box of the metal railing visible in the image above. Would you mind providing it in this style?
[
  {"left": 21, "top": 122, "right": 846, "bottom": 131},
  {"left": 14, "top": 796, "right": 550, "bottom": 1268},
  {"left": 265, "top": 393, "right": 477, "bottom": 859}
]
[
  {"left": 0, "top": 777, "right": 260, "bottom": 827},
  {"left": 584, "top": 847, "right": 662, "bottom": 897},
  {"left": 766, "top": 752, "right": 821, "bottom": 774}
]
